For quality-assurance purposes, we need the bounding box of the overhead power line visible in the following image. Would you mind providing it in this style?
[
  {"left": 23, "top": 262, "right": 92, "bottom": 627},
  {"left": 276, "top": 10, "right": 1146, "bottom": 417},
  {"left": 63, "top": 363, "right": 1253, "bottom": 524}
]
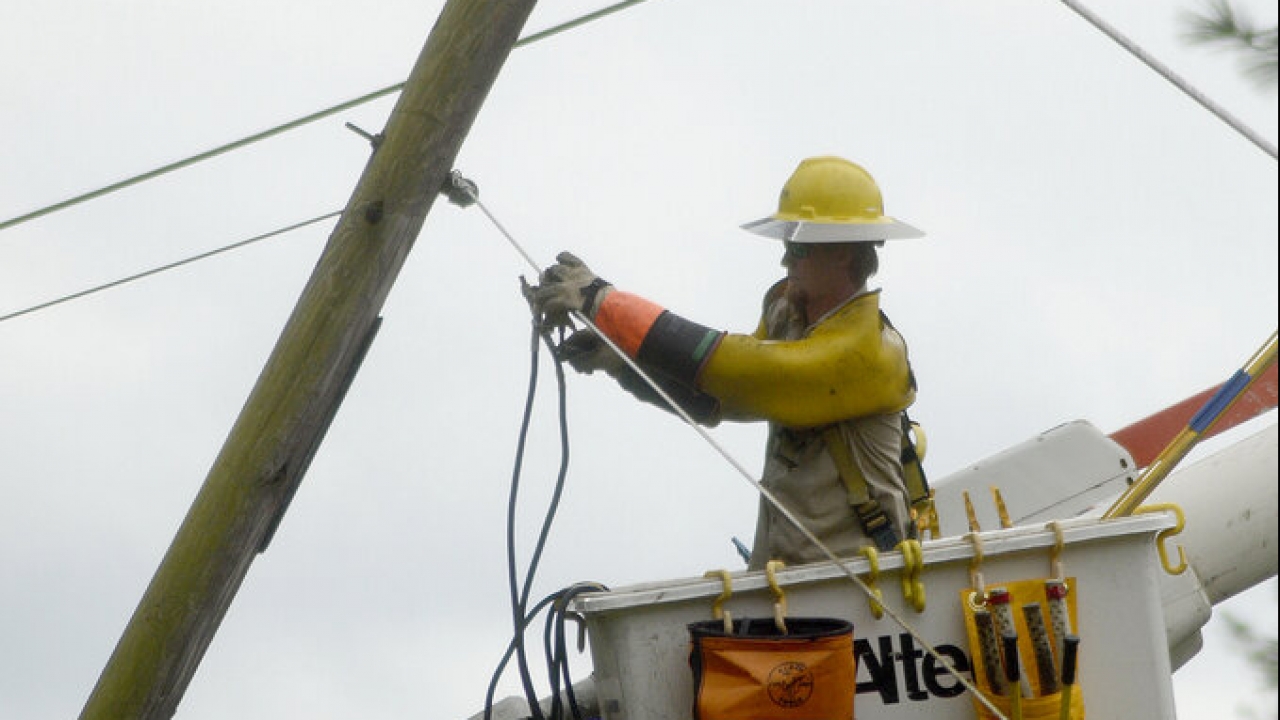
[
  {"left": 0, "top": 210, "right": 341, "bottom": 324},
  {"left": 0, "top": 0, "right": 655, "bottom": 234},
  {"left": 0, "top": 87, "right": 397, "bottom": 234}
]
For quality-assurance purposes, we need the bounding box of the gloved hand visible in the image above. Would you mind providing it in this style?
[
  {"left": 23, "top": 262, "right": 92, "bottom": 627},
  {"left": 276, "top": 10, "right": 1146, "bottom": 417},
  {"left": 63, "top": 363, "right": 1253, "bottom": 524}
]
[
  {"left": 556, "top": 330, "right": 627, "bottom": 375},
  {"left": 531, "top": 252, "right": 611, "bottom": 328}
]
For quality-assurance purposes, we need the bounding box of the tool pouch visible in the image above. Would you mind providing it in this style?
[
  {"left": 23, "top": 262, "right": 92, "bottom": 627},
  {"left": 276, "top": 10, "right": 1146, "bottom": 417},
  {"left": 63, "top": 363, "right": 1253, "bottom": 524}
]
[
  {"left": 959, "top": 577, "right": 1085, "bottom": 720},
  {"left": 688, "top": 617, "right": 855, "bottom": 719}
]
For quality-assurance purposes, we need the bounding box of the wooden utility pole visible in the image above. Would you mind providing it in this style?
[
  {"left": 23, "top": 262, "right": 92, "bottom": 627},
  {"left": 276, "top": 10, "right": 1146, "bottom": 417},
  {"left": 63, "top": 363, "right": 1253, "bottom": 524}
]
[{"left": 79, "top": 1, "right": 536, "bottom": 717}]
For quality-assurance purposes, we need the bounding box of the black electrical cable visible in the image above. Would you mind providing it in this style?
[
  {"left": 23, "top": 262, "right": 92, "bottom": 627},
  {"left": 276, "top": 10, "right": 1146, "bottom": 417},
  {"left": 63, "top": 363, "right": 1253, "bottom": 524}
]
[
  {"left": 517, "top": 326, "right": 578, "bottom": 717},
  {"left": 567, "top": 589, "right": 605, "bottom": 718},
  {"left": 539, "top": 587, "right": 594, "bottom": 720},
  {"left": 483, "top": 582, "right": 605, "bottom": 720},
  {"left": 503, "top": 323, "right": 548, "bottom": 718},
  {"left": 518, "top": 326, "right": 573, "bottom": 628},
  {"left": 543, "top": 603, "right": 564, "bottom": 718},
  {"left": 482, "top": 592, "right": 560, "bottom": 720},
  {"left": 550, "top": 583, "right": 605, "bottom": 719},
  {"left": 491, "top": 320, "right": 579, "bottom": 719}
]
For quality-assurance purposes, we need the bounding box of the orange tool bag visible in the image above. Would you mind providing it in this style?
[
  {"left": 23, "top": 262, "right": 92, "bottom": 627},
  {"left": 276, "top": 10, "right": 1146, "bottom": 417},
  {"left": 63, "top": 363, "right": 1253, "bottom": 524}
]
[{"left": 688, "top": 617, "right": 856, "bottom": 719}]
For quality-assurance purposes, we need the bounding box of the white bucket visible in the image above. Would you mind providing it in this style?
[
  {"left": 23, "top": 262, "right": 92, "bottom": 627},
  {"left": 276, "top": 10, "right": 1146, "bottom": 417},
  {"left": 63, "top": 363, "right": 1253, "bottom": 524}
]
[{"left": 573, "top": 514, "right": 1178, "bottom": 719}]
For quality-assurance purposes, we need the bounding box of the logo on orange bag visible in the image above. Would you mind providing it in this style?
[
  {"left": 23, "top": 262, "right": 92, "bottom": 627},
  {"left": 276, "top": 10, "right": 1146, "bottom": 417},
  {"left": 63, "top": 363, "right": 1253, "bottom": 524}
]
[{"left": 767, "top": 661, "right": 815, "bottom": 708}]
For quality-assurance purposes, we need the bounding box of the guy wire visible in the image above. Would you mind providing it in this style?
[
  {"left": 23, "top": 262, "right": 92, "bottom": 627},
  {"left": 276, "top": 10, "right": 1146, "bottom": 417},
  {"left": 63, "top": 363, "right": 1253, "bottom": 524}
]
[
  {"left": 0, "top": 210, "right": 342, "bottom": 325},
  {"left": 454, "top": 179, "right": 1008, "bottom": 720}
]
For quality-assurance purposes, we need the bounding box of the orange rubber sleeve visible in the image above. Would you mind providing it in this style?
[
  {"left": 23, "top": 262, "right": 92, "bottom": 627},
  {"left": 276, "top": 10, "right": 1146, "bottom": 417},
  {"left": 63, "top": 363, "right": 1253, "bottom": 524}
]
[{"left": 592, "top": 290, "right": 666, "bottom": 357}]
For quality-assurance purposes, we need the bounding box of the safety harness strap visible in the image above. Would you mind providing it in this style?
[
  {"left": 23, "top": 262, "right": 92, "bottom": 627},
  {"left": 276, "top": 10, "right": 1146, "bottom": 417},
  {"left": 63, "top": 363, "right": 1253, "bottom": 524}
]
[
  {"left": 817, "top": 307, "right": 933, "bottom": 550},
  {"left": 821, "top": 425, "right": 901, "bottom": 552},
  {"left": 878, "top": 308, "right": 938, "bottom": 537},
  {"left": 822, "top": 413, "right": 935, "bottom": 549}
]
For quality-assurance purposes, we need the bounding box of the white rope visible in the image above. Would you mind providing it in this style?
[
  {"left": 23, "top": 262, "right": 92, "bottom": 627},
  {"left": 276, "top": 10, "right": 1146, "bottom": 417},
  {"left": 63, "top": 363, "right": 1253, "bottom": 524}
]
[
  {"left": 1058, "top": 0, "right": 1277, "bottom": 160},
  {"left": 454, "top": 176, "right": 1008, "bottom": 719}
]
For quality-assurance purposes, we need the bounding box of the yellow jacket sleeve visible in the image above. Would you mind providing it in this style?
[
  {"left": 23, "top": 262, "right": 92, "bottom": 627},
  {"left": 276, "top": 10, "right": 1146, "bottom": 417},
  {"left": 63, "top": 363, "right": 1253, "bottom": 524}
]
[{"left": 699, "top": 292, "right": 915, "bottom": 428}]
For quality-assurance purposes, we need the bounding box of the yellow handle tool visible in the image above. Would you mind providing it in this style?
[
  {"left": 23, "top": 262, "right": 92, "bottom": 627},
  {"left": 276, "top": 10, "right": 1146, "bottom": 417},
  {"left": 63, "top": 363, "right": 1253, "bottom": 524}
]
[{"left": 1106, "top": 331, "right": 1277, "bottom": 518}]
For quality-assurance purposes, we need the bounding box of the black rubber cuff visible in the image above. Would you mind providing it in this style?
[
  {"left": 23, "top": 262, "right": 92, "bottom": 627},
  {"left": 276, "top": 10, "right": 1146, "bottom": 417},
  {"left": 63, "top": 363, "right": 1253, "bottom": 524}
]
[
  {"left": 614, "top": 366, "right": 721, "bottom": 423},
  {"left": 635, "top": 311, "right": 723, "bottom": 386}
]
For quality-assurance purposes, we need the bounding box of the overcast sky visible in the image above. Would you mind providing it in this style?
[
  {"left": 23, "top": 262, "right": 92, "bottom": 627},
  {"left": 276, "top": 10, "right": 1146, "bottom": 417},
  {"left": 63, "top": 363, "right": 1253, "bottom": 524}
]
[{"left": 2, "top": 0, "right": 1276, "bottom": 718}]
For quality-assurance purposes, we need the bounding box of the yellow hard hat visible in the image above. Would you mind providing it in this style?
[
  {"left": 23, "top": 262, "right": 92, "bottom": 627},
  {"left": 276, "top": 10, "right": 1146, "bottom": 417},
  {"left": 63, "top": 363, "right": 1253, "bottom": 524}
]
[{"left": 741, "top": 156, "right": 924, "bottom": 243}]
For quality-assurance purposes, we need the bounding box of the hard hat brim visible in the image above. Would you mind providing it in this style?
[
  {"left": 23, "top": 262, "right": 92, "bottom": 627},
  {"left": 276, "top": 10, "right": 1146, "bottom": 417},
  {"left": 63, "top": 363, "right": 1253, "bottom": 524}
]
[{"left": 741, "top": 216, "right": 925, "bottom": 243}]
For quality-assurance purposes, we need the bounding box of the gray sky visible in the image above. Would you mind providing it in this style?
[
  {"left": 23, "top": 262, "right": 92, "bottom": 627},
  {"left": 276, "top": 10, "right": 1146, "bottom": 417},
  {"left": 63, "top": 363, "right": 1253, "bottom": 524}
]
[{"left": 1, "top": 0, "right": 1276, "bottom": 718}]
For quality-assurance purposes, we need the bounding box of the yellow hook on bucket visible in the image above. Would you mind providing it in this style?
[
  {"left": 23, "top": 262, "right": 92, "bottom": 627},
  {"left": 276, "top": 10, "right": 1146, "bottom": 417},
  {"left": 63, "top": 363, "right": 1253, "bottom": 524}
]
[
  {"left": 964, "top": 531, "right": 987, "bottom": 612},
  {"left": 1046, "top": 520, "right": 1066, "bottom": 580},
  {"left": 896, "top": 539, "right": 926, "bottom": 612},
  {"left": 1133, "top": 503, "right": 1189, "bottom": 575},
  {"left": 859, "top": 546, "right": 885, "bottom": 619},
  {"left": 703, "top": 569, "right": 735, "bottom": 633},
  {"left": 765, "top": 560, "right": 788, "bottom": 634}
]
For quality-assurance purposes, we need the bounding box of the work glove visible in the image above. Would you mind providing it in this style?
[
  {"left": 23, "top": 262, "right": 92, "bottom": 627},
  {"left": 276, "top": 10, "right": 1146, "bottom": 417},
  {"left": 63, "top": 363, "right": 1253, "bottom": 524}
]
[
  {"left": 556, "top": 330, "right": 627, "bottom": 375},
  {"left": 531, "top": 252, "right": 612, "bottom": 328}
]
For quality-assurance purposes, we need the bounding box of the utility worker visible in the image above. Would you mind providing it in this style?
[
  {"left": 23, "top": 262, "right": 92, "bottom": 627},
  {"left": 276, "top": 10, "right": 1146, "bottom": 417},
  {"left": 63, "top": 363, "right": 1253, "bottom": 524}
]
[{"left": 530, "top": 156, "right": 926, "bottom": 569}]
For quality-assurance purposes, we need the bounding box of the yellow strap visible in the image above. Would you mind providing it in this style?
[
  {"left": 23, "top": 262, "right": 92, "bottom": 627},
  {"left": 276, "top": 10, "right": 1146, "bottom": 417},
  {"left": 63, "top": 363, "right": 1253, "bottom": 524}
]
[
  {"left": 825, "top": 416, "right": 931, "bottom": 509},
  {"left": 822, "top": 425, "right": 870, "bottom": 505}
]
